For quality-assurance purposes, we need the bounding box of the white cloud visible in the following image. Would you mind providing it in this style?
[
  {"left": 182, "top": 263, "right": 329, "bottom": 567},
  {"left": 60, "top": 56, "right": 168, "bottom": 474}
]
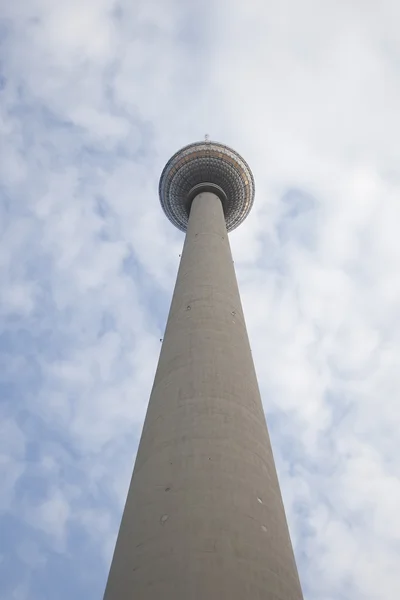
[
  {"left": 0, "top": 420, "right": 26, "bottom": 511},
  {"left": 17, "top": 540, "right": 46, "bottom": 569},
  {"left": 31, "top": 488, "right": 70, "bottom": 546}
]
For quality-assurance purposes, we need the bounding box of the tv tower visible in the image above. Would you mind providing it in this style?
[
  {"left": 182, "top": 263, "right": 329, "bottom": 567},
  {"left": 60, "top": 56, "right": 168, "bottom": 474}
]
[{"left": 103, "top": 141, "right": 304, "bottom": 599}]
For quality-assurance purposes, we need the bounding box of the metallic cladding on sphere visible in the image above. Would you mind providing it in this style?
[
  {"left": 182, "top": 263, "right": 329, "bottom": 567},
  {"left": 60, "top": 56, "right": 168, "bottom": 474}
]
[{"left": 159, "top": 141, "right": 255, "bottom": 232}]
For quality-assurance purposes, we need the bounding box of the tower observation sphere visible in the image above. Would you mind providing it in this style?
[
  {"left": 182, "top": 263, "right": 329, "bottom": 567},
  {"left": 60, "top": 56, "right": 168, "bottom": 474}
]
[
  {"left": 159, "top": 140, "right": 255, "bottom": 232},
  {"left": 103, "top": 140, "right": 304, "bottom": 600}
]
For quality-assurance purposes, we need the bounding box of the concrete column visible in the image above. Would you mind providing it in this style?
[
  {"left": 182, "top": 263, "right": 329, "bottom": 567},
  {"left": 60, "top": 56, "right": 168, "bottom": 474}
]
[{"left": 103, "top": 192, "right": 303, "bottom": 599}]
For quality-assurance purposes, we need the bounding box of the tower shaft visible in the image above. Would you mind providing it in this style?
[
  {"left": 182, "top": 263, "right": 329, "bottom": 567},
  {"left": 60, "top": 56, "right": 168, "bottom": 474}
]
[{"left": 104, "top": 192, "right": 303, "bottom": 599}]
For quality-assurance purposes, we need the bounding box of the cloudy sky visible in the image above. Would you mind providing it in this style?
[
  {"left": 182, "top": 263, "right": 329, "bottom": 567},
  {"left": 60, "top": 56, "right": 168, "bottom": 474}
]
[{"left": 1, "top": 1, "right": 400, "bottom": 598}]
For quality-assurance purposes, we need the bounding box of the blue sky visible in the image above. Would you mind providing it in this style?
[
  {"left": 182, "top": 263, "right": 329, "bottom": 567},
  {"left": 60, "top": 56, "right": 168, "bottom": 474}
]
[{"left": 1, "top": 1, "right": 400, "bottom": 599}]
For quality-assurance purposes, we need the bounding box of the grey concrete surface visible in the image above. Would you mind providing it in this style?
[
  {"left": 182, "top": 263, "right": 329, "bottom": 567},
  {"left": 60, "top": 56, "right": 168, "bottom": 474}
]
[{"left": 103, "top": 192, "right": 303, "bottom": 599}]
